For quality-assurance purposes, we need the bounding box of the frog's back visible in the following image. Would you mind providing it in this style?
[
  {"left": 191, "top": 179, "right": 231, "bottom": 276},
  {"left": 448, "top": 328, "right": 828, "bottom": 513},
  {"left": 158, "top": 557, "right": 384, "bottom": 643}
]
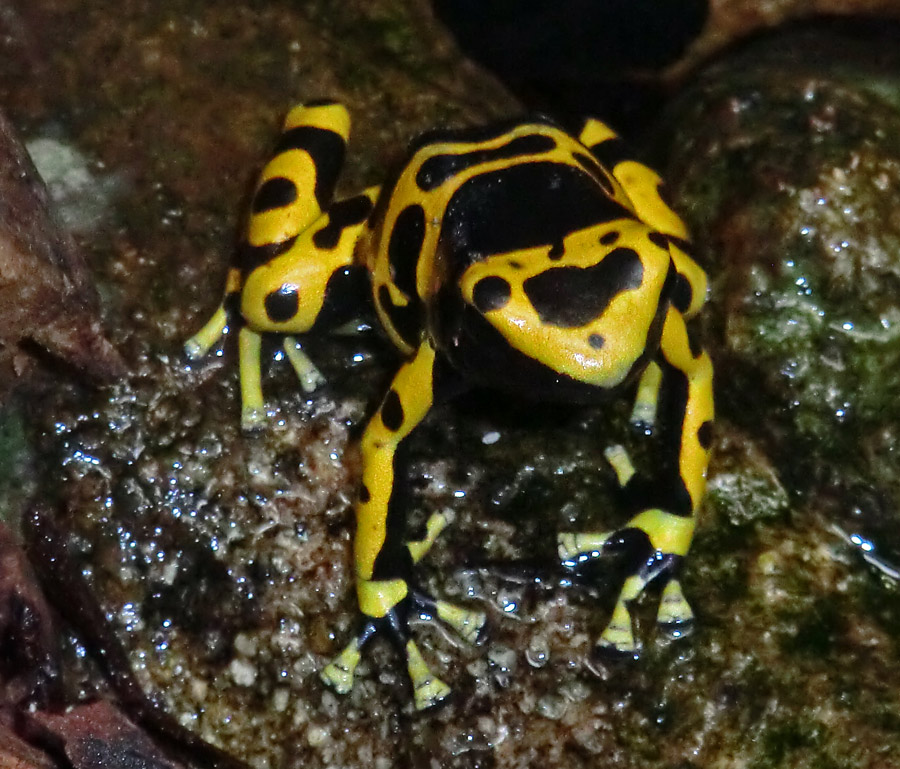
[{"left": 365, "top": 118, "right": 641, "bottom": 354}]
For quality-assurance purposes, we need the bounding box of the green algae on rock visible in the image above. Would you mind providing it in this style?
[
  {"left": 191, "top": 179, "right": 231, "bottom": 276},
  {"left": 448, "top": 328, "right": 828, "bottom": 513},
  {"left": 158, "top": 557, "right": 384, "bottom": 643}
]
[
  {"left": 647, "top": 22, "right": 900, "bottom": 767},
  {"left": 657, "top": 23, "right": 900, "bottom": 513}
]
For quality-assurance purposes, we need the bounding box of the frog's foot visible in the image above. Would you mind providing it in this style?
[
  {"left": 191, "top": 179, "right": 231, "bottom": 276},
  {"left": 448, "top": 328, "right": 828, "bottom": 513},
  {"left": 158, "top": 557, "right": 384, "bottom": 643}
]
[
  {"left": 558, "top": 509, "right": 695, "bottom": 655},
  {"left": 405, "top": 512, "right": 485, "bottom": 647},
  {"left": 593, "top": 572, "right": 693, "bottom": 655},
  {"left": 238, "top": 331, "right": 325, "bottom": 431},
  {"left": 321, "top": 578, "right": 486, "bottom": 710}
]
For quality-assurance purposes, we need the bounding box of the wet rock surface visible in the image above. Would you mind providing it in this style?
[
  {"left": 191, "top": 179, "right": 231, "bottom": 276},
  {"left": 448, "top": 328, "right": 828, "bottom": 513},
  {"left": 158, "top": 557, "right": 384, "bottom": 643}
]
[
  {"left": 0, "top": 522, "right": 60, "bottom": 709},
  {"left": 657, "top": 20, "right": 900, "bottom": 572},
  {"left": 2, "top": 4, "right": 900, "bottom": 769}
]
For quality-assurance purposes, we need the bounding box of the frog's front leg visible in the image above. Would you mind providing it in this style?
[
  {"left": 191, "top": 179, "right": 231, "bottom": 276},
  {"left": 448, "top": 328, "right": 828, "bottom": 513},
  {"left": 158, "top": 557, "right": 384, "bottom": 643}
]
[
  {"left": 322, "top": 340, "right": 486, "bottom": 710},
  {"left": 559, "top": 306, "right": 713, "bottom": 654}
]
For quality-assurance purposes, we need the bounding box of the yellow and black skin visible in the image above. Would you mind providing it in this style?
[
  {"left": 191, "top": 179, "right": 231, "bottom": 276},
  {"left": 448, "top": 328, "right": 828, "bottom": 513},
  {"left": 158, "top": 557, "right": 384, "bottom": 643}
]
[{"left": 186, "top": 102, "right": 714, "bottom": 710}]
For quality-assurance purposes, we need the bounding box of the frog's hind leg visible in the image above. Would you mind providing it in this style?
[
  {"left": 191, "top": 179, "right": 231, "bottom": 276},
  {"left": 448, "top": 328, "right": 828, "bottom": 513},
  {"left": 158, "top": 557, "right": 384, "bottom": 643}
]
[
  {"left": 579, "top": 118, "right": 707, "bottom": 319},
  {"left": 578, "top": 118, "right": 687, "bottom": 243},
  {"left": 559, "top": 305, "right": 713, "bottom": 654}
]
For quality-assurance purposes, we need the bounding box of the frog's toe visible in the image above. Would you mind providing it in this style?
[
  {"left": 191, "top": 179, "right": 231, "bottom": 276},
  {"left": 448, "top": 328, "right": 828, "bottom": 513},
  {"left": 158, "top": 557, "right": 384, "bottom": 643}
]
[
  {"left": 321, "top": 636, "right": 364, "bottom": 694},
  {"left": 658, "top": 615, "right": 695, "bottom": 641},
  {"left": 656, "top": 579, "right": 694, "bottom": 639},
  {"left": 629, "top": 414, "right": 655, "bottom": 437},
  {"left": 240, "top": 405, "right": 268, "bottom": 433},
  {"left": 596, "top": 597, "right": 639, "bottom": 656},
  {"left": 282, "top": 336, "right": 325, "bottom": 393},
  {"left": 184, "top": 305, "right": 229, "bottom": 361},
  {"left": 557, "top": 530, "right": 610, "bottom": 567},
  {"left": 594, "top": 638, "right": 640, "bottom": 660},
  {"left": 183, "top": 337, "right": 207, "bottom": 361},
  {"left": 405, "top": 639, "right": 451, "bottom": 710},
  {"left": 423, "top": 595, "right": 487, "bottom": 646}
]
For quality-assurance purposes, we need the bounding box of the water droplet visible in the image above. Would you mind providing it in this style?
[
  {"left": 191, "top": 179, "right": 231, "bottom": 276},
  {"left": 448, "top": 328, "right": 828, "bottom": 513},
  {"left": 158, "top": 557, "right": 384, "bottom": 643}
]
[{"left": 526, "top": 635, "right": 550, "bottom": 668}]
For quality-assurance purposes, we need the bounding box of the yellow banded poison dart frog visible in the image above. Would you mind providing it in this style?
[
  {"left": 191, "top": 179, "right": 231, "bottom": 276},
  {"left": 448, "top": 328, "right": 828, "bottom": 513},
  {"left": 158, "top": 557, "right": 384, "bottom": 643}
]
[{"left": 185, "top": 100, "right": 714, "bottom": 711}]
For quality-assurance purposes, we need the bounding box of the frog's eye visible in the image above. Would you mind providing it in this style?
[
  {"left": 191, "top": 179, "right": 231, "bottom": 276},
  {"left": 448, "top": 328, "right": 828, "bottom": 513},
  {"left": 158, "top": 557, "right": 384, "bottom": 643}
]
[{"left": 471, "top": 276, "right": 512, "bottom": 313}]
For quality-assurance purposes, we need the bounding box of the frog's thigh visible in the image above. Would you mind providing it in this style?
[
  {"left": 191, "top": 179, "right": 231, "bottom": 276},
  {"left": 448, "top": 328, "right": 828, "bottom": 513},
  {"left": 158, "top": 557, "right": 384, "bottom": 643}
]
[
  {"left": 578, "top": 119, "right": 699, "bottom": 258},
  {"left": 559, "top": 308, "right": 712, "bottom": 651},
  {"left": 246, "top": 102, "right": 351, "bottom": 249},
  {"left": 581, "top": 128, "right": 708, "bottom": 322}
]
